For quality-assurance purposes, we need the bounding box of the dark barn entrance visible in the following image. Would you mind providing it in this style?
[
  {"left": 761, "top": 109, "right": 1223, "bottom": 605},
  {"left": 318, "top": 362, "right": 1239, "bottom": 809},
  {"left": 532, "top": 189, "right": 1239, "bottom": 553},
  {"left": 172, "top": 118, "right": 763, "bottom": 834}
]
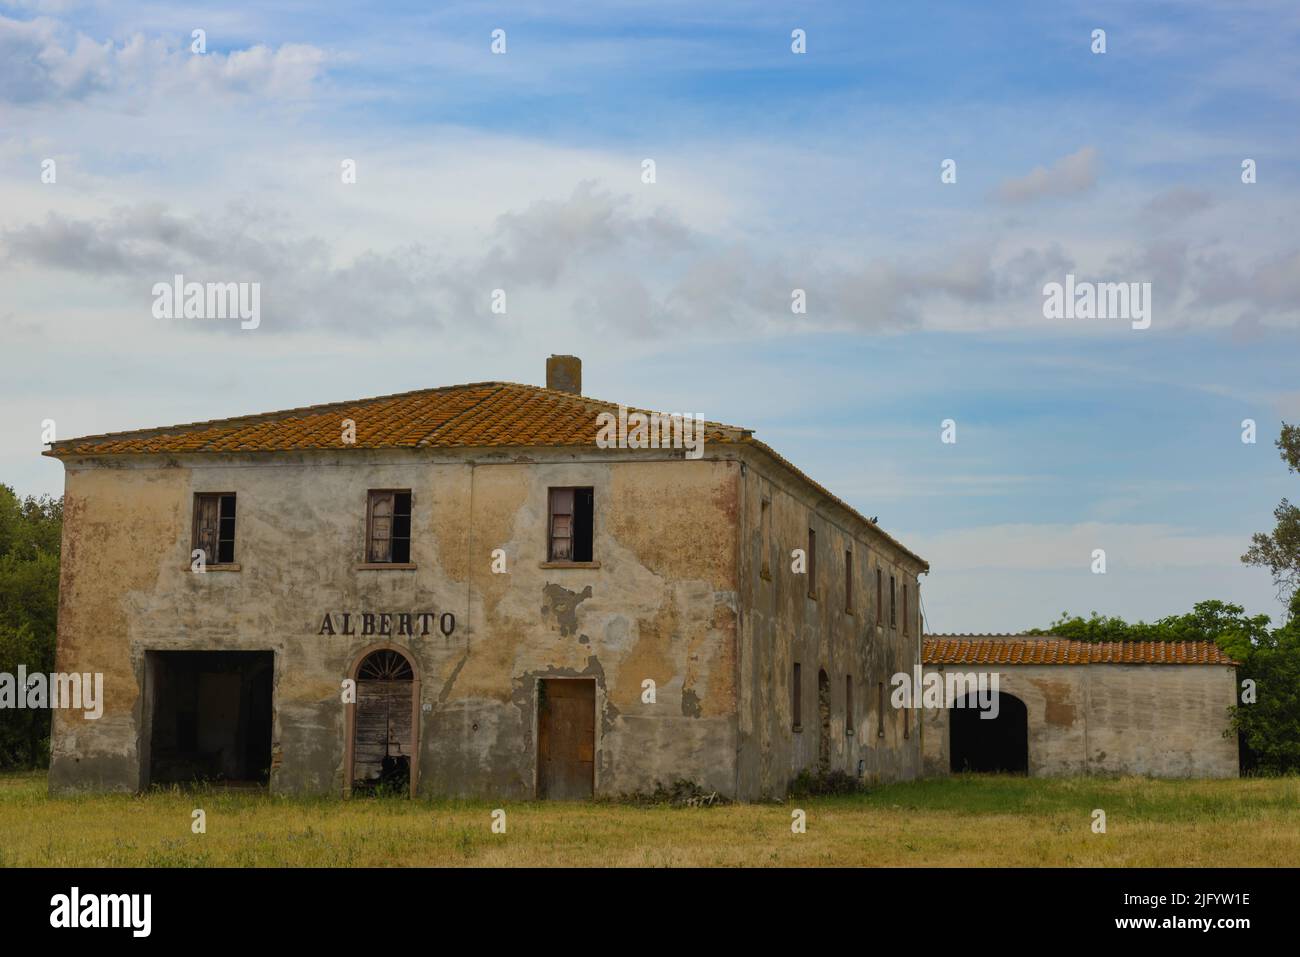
[
  {"left": 146, "top": 651, "right": 274, "bottom": 787},
  {"left": 949, "top": 692, "right": 1028, "bottom": 773}
]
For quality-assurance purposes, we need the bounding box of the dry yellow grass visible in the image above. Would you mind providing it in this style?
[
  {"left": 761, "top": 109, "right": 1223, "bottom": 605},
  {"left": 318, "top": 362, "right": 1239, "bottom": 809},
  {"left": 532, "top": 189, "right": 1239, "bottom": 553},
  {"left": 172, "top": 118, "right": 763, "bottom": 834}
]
[{"left": 1, "top": 771, "right": 1296, "bottom": 867}]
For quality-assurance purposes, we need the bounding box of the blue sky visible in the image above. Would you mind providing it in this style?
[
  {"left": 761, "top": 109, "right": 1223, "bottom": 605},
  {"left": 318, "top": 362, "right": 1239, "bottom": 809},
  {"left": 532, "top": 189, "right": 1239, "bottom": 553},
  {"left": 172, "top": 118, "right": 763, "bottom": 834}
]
[{"left": 2, "top": 0, "right": 1297, "bottom": 631}]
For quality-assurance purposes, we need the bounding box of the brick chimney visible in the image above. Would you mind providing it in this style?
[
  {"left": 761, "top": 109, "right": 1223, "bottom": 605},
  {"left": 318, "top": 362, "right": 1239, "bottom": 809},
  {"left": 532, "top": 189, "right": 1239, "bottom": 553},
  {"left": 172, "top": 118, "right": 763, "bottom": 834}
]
[{"left": 546, "top": 355, "right": 582, "bottom": 395}]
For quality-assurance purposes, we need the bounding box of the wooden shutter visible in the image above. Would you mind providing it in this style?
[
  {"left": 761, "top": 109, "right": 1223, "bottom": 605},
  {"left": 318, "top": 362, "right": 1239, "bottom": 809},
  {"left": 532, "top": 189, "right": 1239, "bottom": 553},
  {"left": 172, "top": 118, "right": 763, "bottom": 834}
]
[
  {"left": 193, "top": 495, "right": 219, "bottom": 564},
  {"left": 549, "top": 488, "right": 574, "bottom": 561},
  {"left": 368, "top": 492, "right": 394, "bottom": 563}
]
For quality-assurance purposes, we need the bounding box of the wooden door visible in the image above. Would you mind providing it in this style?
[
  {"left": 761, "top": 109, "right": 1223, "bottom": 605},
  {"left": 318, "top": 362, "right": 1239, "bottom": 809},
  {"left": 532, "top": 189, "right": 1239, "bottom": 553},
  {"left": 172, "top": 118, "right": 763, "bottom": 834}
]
[
  {"left": 537, "top": 679, "right": 595, "bottom": 799},
  {"left": 353, "top": 650, "right": 414, "bottom": 787}
]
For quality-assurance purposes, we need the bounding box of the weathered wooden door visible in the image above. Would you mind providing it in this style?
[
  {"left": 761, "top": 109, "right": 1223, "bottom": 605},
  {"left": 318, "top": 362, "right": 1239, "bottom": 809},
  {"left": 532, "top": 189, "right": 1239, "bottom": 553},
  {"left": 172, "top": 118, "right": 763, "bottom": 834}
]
[
  {"left": 537, "top": 679, "right": 595, "bottom": 799},
  {"left": 353, "top": 650, "right": 414, "bottom": 787}
]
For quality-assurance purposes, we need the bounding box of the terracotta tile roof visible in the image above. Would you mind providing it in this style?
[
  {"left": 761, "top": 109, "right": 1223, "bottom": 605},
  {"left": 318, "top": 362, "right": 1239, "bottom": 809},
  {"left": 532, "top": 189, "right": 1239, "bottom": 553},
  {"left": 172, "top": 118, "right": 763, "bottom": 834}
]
[
  {"left": 922, "top": 635, "right": 1238, "bottom": 666},
  {"left": 43, "top": 379, "right": 927, "bottom": 568},
  {"left": 43, "top": 381, "right": 745, "bottom": 456}
]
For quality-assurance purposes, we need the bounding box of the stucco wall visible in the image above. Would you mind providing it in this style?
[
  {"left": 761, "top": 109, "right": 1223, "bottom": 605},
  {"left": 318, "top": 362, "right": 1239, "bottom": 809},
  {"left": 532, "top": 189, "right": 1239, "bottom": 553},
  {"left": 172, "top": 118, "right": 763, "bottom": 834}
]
[
  {"left": 920, "top": 663, "right": 1239, "bottom": 778},
  {"left": 735, "top": 452, "right": 926, "bottom": 800},
  {"left": 48, "top": 447, "right": 741, "bottom": 798}
]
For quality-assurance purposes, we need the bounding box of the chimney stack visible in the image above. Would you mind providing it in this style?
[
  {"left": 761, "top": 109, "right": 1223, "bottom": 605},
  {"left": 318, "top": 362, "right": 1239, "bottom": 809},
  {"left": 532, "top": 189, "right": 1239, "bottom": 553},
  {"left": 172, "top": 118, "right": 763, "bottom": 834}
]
[{"left": 546, "top": 355, "right": 582, "bottom": 395}]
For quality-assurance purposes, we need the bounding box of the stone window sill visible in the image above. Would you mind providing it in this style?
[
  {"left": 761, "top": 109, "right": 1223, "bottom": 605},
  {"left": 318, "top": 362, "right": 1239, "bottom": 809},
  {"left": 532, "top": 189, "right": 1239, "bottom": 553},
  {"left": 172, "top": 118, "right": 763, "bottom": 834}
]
[
  {"left": 792, "top": 724, "right": 803, "bottom": 733},
  {"left": 539, "top": 561, "right": 601, "bottom": 569},
  {"left": 186, "top": 563, "right": 241, "bottom": 572},
  {"left": 356, "top": 563, "right": 417, "bottom": 570}
]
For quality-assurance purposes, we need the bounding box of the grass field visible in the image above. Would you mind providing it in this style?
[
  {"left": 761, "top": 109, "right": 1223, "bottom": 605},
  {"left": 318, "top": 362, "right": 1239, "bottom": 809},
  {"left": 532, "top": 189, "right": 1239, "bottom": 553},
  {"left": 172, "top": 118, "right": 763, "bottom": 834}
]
[{"left": 1, "top": 771, "right": 1296, "bottom": 867}]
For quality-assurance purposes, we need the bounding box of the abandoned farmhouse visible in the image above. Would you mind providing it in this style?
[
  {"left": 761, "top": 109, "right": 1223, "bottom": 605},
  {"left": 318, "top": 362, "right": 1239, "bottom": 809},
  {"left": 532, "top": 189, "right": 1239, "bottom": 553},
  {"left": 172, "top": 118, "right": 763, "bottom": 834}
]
[{"left": 44, "top": 356, "right": 1239, "bottom": 799}]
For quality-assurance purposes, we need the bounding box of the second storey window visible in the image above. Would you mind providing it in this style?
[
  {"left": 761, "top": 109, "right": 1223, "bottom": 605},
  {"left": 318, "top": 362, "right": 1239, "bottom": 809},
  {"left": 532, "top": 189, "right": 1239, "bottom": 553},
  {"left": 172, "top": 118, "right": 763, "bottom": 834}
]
[
  {"left": 890, "top": 574, "right": 897, "bottom": 628},
  {"left": 845, "top": 549, "right": 853, "bottom": 612},
  {"left": 193, "top": 493, "right": 236, "bottom": 564},
  {"left": 807, "top": 527, "right": 816, "bottom": 598},
  {"left": 903, "top": 583, "right": 910, "bottom": 634},
  {"left": 548, "top": 487, "right": 594, "bottom": 562},
  {"left": 876, "top": 568, "right": 883, "bottom": 624},
  {"left": 367, "top": 490, "right": 412, "bottom": 563}
]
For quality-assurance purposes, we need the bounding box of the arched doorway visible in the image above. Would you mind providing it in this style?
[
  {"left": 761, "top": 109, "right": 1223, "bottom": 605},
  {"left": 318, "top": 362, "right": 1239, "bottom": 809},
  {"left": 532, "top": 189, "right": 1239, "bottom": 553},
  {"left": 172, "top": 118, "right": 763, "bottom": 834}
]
[
  {"left": 817, "top": 668, "right": 831, "bottom": 770},
  {"left": 347, "top": 647, "right": 418, "bottom": 796},
  {"left": 949, "top": 692, "right": 1028, "bottom": 773}
]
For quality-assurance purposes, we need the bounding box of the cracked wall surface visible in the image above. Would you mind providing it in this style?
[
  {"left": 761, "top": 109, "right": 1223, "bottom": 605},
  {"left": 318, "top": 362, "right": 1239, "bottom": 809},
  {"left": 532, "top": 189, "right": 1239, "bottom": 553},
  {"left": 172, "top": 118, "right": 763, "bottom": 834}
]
[{"left": 49, "top": 447, "right": 740, "bottom": 798}]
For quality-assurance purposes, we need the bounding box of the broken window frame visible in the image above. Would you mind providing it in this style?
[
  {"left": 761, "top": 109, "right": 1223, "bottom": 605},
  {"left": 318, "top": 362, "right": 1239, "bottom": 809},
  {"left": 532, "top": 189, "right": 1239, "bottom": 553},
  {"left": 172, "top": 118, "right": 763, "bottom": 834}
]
[
  {"left": 366, "top": 489, "right": 412, "bottom": 564},
  {"left": 547, "top": 486, "right": 594, "bottom": 563},
  {"left": 192, "top": 493, "right": 237, "bottom": 565}
]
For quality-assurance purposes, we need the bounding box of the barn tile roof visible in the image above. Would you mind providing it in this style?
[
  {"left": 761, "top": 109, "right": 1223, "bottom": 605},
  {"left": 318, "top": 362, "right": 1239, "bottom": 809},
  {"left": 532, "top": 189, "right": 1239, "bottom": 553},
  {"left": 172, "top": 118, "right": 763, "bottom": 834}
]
[
  {"left": 43, "top": 379, "right": 928, "bottom": 568},
  {"left": 922, "top": 635, "right": 1237, "bottom": 666}
]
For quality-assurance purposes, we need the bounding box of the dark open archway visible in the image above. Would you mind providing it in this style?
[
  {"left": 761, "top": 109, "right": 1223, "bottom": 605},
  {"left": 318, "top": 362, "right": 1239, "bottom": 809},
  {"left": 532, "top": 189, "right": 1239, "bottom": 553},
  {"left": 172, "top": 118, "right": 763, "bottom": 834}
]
[{"left": 950, "top": 692, "right": 1028, "bottom": 773}]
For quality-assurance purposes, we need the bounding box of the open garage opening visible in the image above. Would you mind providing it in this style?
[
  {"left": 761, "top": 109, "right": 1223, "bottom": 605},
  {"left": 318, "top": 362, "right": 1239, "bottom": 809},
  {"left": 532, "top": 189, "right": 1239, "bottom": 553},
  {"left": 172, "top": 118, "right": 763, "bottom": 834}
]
[
  {"left": 145, "top": 651, "right": 274, "bottom": 788},
  {"left": 949, "top": 692, "right": 1028, "bottom": 774}
]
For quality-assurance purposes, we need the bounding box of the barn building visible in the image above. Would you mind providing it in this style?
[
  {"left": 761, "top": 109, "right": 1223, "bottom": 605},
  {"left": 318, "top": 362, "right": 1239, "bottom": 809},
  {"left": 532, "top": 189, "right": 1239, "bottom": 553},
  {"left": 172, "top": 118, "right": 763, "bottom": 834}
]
[
  {"left": 920, "top": 635, "right": 1240, "bottom": 778},
  {"left": 45, "top": 356, "right": 929, "bottom": 800}
]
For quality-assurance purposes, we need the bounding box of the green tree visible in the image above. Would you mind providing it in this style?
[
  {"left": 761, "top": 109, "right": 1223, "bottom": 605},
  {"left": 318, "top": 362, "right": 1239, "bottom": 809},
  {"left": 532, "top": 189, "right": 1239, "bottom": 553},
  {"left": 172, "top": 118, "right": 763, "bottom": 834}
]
[
  {"left": 1242, "top": 422, "right": 1300, "bottom": 610},
  {"left": 0, "top": 485, "right": 62, "bottom": 768}
]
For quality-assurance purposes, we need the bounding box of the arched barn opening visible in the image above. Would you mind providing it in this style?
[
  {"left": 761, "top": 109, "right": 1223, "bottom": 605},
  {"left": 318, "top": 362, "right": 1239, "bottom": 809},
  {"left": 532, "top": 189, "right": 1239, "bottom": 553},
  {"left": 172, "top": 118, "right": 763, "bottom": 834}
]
[
  {"left": 949, "top": 692, "right": 1028, "bottom": 774},
  {"left": 351, "top": 649, "right": 415, "bottom": 794}
]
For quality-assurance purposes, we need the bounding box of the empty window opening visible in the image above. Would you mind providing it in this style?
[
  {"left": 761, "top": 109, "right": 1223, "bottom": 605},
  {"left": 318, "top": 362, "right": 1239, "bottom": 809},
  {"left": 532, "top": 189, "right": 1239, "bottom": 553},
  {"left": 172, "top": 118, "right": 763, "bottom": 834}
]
[
  {"left": 792, "top": 662, "right": 803, "bottom": 731},
  {"left": 807, "top": 528, "right": 817, "bottom": 597},
  {"left": 352, "top": 649, "right": 415, "bottom": 794},
  {"left": 903, "top": 583, "right": 910, "bottom": 634},
  {"left": 845, "top": 549, "right": 853, "bottom": 612},
  {"left": 193, "top": 493, "right": 237, "bottom": 565},
  {"left": 877, "top": 682, "right": 885, "bottom": 738},
  {"left": 817, "top": 668, "right": 831, "bottom": 770},
  {"left": 549, "top": 487, "right": 594, "bottom": 562},
  {"left": 890, "top": 574, "right": 897, "bottom": 628},
  {"left": 876, "top": 568, "right": 882, "bottom": 624},
  {"left": 146, "top": 651, "right": 273, "bottom": 788},
  {"left": 367, "top": 490, "right": 412, "bottom": 563},
  {"left": 950, "top": 692, "right": 1028, "bottom": 774},
  {"left": 760, "top": 498, "right": 772, "bottom": 580}
]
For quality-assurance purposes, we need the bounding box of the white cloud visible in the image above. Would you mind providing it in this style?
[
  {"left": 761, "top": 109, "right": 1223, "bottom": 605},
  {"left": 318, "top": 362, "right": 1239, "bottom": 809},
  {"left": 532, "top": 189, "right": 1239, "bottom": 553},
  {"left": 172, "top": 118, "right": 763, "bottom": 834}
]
[
  {"left": 0, "top": 13, "right": 326, "bottom": 106},
  {"left": 995, "top": 146, "right": 1099, "bottom": 205}
]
